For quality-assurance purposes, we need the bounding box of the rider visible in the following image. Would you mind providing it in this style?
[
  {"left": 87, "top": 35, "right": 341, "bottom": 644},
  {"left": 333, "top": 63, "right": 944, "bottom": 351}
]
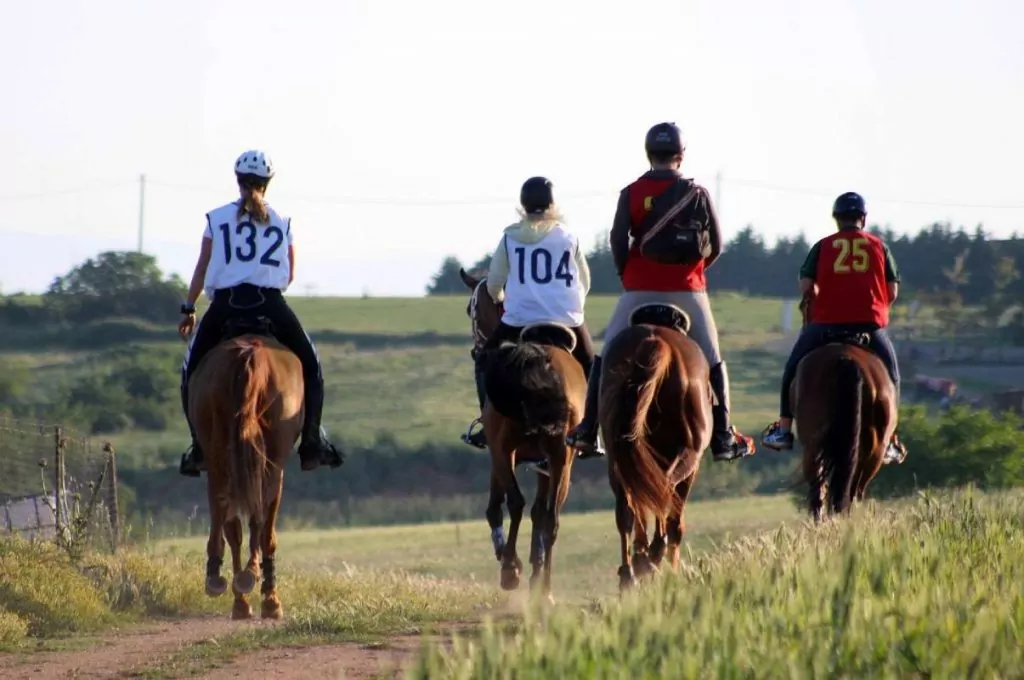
[
  {"left": 566, "top": 122, "right": 755, "bottom": 462},
  {"left": 177, "top": 150, "right": 345, "bottom": 477},
  {"left": 461, "top": 176, "right": 596, "bottom": 451},
  {"left": 761, "top": 191, "right": 906, "bottom": 463}
]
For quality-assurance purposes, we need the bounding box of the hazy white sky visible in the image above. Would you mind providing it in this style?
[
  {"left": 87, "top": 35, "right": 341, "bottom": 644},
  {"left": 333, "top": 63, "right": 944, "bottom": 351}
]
[{"left": 2, "top": 0, "right": 1023, "bottom": 296}]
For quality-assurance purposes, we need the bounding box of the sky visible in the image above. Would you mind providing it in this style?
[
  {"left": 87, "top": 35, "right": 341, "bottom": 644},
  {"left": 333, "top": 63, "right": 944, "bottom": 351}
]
[{"left": 2, "top": 0, "right": 1023, "bottom": 297}]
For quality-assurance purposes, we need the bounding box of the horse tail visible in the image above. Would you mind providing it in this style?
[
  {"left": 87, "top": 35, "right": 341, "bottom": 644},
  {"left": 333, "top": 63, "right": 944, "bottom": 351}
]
[
  {"left": 227, "top": 341, "right": 271, "bottom": 521},
  {"left": 823, "top": 354, "right": 862, "bottom": 514},
  {"left": 606, "top": 333, "right": 678, "bottom": 522},
  {"left": 484, "top": 342, "right": 569, "bottom": 437}
]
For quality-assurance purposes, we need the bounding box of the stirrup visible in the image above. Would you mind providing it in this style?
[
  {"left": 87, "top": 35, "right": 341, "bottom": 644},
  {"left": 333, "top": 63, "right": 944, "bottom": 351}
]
[{"left": 461, "top": 418, "right": 487, "bottom": 449}]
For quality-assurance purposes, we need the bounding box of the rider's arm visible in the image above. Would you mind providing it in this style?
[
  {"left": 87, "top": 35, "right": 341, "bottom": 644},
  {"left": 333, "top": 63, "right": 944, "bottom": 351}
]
[
  {"left": 286, "top": 219, "right": 295, "bottom": 287},
  {"left": 486, "top": 236, "right": 509, "bottom": 303},
  {"left": 883, "top": 243, "right": 900, "bottom": 303},
  {"left": 573, "top": 241, "right": 591, "bottom": 296},
  {"left": 798, "top": 242, "right": 821, "bottom": 297},
  {"left": 609, "top": 189, "right": 631, "bottom": 277},
  {"left": 186, "top": 234, "right": 213, "bottom": 307},
  {"left": 703, "top": 188, "right": 724, "bottom": 269}
]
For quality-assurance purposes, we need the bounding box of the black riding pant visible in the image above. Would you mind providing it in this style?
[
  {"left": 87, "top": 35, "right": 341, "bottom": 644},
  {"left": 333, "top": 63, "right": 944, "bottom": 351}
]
[
  {"left": 473, "top": 321, "right": 596, "bottom": 409},
  {"left": 181, "top": 285, "right": 324, "bottom": 430},
  {"left": 779, "top": 322, "right": 899, "bottom": 419}
]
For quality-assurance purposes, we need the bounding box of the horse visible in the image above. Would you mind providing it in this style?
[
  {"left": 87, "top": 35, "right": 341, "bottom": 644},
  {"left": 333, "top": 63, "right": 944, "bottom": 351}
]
[
  {"left": 188, "top": 317, "right": 304, "bottom": 620},
  {"left": 792, "top": 296, "right": 898, "bottom": 522},
  {"left": 599, "top": 303, "right": 714, "bottom": 591},
  {"left": 459, "top": 267, "right": 587, "bottom": 602}
]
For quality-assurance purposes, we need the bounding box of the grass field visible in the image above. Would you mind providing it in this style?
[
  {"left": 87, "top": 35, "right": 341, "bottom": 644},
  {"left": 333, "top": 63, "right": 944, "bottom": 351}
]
[
  {"left": 4, "top": 489, "right": 1021, "bottom": 677},
  {"left": 8, "top": 292, "right": 791, "bottom": 459}
]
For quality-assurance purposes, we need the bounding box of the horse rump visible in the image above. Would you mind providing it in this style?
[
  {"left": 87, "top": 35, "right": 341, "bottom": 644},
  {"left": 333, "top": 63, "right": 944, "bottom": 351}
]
[
  {"left": 483, "top": 341, "right": 569, "bottom": 437},
  {"left": 820, "top": 354, "right": 862, "bottom": 514}
]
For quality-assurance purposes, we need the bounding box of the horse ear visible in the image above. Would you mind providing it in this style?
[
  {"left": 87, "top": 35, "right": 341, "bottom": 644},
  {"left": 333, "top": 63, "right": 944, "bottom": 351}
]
[{"left": 459, "top": 267, "right": 480, "bottom": 290}]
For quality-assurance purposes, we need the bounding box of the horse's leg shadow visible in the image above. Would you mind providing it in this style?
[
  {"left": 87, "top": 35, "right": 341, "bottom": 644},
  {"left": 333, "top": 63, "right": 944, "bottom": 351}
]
[{"left": 225, "top": 515, "right": 253, "bottom": 620}]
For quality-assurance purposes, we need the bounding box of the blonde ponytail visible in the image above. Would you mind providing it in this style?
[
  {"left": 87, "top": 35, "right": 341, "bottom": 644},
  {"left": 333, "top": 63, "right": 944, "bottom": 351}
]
[{"left": 237, "top": 186, "right": 270, "bottom": 224}]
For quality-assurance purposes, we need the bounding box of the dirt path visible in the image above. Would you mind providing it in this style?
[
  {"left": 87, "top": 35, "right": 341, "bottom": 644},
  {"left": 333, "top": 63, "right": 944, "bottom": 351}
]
[
  {"left": 0, "top": 617, "right": 463, "bottom": 679},
  {"left": 196, "top": 634, "right": 443, "bottom": 680}
]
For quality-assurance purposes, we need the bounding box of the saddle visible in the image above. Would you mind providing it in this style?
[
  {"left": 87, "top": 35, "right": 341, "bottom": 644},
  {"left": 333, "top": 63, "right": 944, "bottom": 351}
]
[
  {"left": 519, "top": 323, "right": 578, "bottom": 353},
  {"left": 628, "top": 303, "right": 691, "bottom": 335},
  {"left": 221, "top": 315, "right": 276, "bottom": 342},
  {"left": 820, "top": 328, "right": 871, "bottom": 348}
]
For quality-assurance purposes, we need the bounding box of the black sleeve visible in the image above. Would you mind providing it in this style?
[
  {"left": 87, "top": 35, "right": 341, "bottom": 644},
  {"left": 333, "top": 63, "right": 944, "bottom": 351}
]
[{"left": 702, "top": 186, "right": 723, "bottom": 269}]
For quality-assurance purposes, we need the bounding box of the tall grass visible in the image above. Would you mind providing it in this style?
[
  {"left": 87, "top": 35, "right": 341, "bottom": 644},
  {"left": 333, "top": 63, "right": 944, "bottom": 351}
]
[{"left": 412, "top": 489, "right": 1024, "bottom": 678}]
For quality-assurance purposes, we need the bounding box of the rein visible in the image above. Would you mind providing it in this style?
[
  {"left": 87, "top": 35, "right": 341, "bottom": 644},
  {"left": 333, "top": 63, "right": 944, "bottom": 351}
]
[{"left": 469, "top": 279, "right": 489, "bottom": 357}]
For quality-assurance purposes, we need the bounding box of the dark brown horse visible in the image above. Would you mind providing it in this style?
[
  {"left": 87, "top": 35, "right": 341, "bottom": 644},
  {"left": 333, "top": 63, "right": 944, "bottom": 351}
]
[
  {"left": 189, "top": 324, "right": 304, "bottom": 620},
  {"left": 793, "top": 296, "right": 898, "bottom": 521},
  {"left": 459, "top": 268, "right": 586, "bottom": 603},
  {"left": 599, "top": 304, "right": 714, "bottom": 591}
]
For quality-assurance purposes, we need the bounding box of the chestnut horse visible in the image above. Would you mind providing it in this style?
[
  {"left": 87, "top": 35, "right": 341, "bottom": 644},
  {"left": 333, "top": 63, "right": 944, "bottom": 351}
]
[
  {"left": 793, "top": 296, "right": 899, "bottom": 521},
  {"left": 189, "top": 319, "right": 304, "bottom": 620},
  {"left": 599, "top": 304, "right": 715, "bottom": 591},
  {"left": 459, "top": 268, "right": 586, "bottom": 602}
]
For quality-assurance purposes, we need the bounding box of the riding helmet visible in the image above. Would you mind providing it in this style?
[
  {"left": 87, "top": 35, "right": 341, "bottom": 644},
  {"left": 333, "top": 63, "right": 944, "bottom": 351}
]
[
  {"left": 644, "top": 122, "right": 685, "bottom": 157},
  {"left": 520, "top": 176, "right": 554, "bottom": 214},
  {"left": 831, "top": 191, "right": 867, "bottom": 217},
  {"left": 234, "top": 150, "right": 275, "bottom": 179}
]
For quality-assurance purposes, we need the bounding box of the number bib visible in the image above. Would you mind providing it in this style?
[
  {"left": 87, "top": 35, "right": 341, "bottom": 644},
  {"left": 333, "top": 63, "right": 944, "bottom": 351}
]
[
  {"left": 202, "top": 201, "right": 293, "bottom": 298},
  {"left": 500, "top": 226, "right": 585, "bottom": 328},
  {"left": 812, "top": 230, "right": 890, "bottom": 327}
]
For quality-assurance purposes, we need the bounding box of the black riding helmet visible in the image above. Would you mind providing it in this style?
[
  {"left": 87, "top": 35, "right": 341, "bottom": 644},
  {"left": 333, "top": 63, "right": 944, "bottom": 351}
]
[
  {"left": 520, "top": 176, "right": 554, "bottom": 214},
  {"left": 645, "top": 122, "right": 685, "bottom": 158},
  {"left": 832, "top": 192, "right": 867, "bottom": 217}
]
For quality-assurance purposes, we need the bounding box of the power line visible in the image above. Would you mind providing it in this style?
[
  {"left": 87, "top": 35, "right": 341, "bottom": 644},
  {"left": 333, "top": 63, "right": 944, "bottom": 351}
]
[{"left": 0, "top": 180, "right": 135, "bottom": 203}]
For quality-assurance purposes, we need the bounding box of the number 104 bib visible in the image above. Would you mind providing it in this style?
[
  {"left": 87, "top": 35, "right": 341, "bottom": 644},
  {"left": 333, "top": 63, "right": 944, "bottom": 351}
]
[{"left": 501, "top": 225, "right": 585, "bottom": 328}]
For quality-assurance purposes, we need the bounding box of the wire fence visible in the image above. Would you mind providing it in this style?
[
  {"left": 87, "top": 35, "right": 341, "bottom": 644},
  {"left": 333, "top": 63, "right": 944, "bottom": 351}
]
[{"left": 0, "top": 418, "right": 121, "bottom": 552}]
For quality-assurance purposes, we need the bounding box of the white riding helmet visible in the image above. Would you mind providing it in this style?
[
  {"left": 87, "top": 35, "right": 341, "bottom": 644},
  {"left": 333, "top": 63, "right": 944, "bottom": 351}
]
[{"left": 234, "top": 150, "right": 275, "bottom": 179}]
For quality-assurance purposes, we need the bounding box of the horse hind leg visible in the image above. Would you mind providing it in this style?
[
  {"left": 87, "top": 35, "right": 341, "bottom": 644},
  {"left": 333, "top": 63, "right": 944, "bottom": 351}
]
[
  {"left": 260, "top": 467, "right": 285, "bottom": 620},
  {"left": 205, "top": 483, "right": 230, "bottom": 598},
  {"left": 231, "top": 513, "right": 261, "bottom": 600},
  {"left": 632, "top": 515, "right": 656, "bottom": 580},
  {"left": 613, "top": 478, "right": 638, "bottom": 592},
  {"left": 648, "top": 517, "right": 667, "bottom": 568},
  {"left": 666, "top": 475, "right": 696, "bottom": 571},
  {"left": 528, "top": 473, "right": 550, "bottom": 591},
  {"left": 225, "top": 514, "right": 253, "bottom": 619}
]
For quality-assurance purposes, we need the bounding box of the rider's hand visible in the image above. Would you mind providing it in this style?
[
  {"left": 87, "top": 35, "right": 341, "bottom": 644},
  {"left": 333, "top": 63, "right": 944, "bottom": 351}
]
[{"left": 178, "top": 313, "right": 196, "bottom": 341}]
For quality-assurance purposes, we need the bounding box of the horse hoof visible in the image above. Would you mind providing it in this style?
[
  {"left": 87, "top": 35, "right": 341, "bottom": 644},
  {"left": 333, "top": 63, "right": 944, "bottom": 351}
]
[
  {"left": 233, "top": 570, "right": 258, "bottom": 595},
  {"left": 205, "top": 576, "right": 228, "bottom": 597},
  {"left": 500, "top": 568, "right": 521, "bottom": 591},
  {"left": 261, "top": 599, "right": 283, "bottom": 620},
  {"left": 619, "top": 576, "right": 638, "bottom": 592},
  {"left": 231, "top": 601, "right": 253, "bottom": 620}
]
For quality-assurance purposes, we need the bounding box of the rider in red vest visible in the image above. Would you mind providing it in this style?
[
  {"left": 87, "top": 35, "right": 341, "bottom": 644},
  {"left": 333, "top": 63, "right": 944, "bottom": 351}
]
[{"left": 761, "top": 192, "right": 906, "bottom": 463}]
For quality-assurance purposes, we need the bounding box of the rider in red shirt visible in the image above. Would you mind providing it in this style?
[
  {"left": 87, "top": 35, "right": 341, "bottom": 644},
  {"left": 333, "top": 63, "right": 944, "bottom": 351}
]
[{"left": 761, "top": 192, "right": 905, "bottom": 463}]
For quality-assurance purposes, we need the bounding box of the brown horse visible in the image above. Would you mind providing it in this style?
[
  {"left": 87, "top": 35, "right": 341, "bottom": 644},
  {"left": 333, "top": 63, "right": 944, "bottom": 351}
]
[
  {"left": 459, "top": 268, "right": 586, "bottom": 602},
  {"left": 599, "top": 304, "right": 714, "bottom": 591},
  {"left": 792, "top": 296, "right": 898, "bottom": 522},
  {"left": 189, "top": 321, "right": 304, "bottom": 620}
]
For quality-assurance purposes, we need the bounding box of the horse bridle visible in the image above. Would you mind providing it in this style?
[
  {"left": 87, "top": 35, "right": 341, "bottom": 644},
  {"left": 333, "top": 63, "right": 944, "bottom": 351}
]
[{"left": 468, "top": 279, "right": 489, "bottom": 359}]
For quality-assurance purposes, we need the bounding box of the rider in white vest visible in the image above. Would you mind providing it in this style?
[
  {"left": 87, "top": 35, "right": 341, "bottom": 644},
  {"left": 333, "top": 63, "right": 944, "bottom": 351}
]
[
  {"left": 177, "top": 150, "right": 344, "bottom": 477},
  {"left": 461, "top": 177, "right": 597, "bottom": 455}
]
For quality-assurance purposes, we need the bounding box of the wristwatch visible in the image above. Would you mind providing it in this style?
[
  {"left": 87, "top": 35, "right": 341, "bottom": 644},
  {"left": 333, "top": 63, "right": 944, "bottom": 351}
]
[{"left": 180, "top": 303, "right": 196, "bottom": 315}]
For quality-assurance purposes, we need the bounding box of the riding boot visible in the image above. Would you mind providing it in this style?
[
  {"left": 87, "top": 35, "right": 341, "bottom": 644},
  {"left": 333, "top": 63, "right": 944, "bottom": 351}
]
[
  {"left": 709, "top": 362, "right": 755, "bottom": 462},
  {"left": 296, "top": 373, "right": 345, "bottom": 471},
  {"left": 178, "top": 380, "right": 204, "bottom": 478},
  {"left": 566, "top": 355, "right": 605, "bottom": 458}
]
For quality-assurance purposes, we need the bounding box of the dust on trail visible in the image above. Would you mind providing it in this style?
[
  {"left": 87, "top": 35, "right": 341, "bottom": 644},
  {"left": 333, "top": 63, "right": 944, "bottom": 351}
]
[{"left": 0, "top": 617, "right": 467, "bottom": 680}]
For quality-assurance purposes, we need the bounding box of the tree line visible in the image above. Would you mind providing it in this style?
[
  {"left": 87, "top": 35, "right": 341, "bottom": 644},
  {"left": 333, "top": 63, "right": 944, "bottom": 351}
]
[{"left": 427, "top": 220, "right": 1024, "bottom": 309}]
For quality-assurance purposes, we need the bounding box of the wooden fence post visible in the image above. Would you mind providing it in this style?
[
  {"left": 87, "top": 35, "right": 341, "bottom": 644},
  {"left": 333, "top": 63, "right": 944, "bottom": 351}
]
[
  {"left": 53, "top": 426, "right": 63, "bottom": 544},
  {"left": 104, "top": 443, "right": 121, "bottom": 552}
]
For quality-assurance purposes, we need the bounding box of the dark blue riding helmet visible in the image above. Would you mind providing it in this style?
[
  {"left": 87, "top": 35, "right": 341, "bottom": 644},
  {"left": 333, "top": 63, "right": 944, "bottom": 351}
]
[
  {"left": 832, "top": 192, "right": 867, "bottom": 217},
  {"left": 645, "top": 122, "right": 685, "bottom": 157},
  {"left": 520, "top": 176, "right": 554, "bottom": 214}
]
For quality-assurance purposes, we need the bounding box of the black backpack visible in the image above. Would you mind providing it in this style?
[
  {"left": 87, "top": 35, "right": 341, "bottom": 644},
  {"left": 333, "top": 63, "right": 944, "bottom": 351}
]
[{"left": 632, "top": 178, "right": 713, "bottom": 266}]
